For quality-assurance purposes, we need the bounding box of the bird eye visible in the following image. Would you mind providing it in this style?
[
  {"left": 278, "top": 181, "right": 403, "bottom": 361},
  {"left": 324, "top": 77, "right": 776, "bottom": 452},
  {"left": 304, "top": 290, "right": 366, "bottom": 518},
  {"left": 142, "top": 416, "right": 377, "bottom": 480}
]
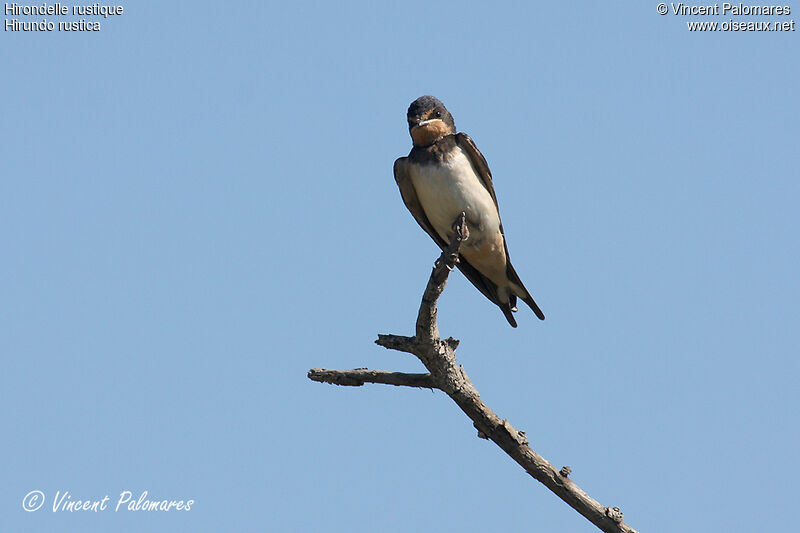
[{"left": 434, "top": 110, "right": 442, "bottom": 118}]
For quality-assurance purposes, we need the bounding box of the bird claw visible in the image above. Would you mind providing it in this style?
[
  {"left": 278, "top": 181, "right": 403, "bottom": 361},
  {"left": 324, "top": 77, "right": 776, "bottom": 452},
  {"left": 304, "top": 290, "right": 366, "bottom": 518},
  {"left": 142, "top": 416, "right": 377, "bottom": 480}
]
[
  {"left": 452, "top": 212, "right": 469, "bottom": 242},
  {"left": 446, "top": 252, "right": 459, "bottom": 270}
]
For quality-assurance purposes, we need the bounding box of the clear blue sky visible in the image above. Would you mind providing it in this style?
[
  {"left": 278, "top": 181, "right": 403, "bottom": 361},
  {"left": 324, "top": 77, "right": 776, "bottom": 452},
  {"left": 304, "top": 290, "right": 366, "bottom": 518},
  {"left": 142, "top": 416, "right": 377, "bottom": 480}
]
[{"left": 3, "top": 2, "right": 798, "bottom": 532}]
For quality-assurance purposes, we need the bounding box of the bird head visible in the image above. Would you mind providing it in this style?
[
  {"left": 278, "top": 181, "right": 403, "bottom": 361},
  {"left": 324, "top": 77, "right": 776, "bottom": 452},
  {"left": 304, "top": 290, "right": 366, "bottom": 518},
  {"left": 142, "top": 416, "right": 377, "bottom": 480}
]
[{"left": 406, "top": 96, "right": 456, "bottom": 147}]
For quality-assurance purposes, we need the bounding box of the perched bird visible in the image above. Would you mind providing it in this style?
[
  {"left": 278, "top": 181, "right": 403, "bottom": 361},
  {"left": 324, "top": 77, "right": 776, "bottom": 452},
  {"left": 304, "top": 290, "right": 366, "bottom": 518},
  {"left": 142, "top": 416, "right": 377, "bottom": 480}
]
[{"left": 394, "top": 95, "right": 544, "bottom": 327}]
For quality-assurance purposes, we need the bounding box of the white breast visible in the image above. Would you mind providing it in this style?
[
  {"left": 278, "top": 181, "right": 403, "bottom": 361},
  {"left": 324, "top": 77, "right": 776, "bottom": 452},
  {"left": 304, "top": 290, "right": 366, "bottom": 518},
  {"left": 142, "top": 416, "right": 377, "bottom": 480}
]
[{"left": 409, "top": 146, "right": 501, "bottom": 245}]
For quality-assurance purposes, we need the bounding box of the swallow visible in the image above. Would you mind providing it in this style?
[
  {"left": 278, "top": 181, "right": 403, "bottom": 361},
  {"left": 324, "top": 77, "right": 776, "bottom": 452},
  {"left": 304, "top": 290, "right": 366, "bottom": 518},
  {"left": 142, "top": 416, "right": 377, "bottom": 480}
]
[{"left": 394, "top": 95, "right": 544, "bottom": 327}]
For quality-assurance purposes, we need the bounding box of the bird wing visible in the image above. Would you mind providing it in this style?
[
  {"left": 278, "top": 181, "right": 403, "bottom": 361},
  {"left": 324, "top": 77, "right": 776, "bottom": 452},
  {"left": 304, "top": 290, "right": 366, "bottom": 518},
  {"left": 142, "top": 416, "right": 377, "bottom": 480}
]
[
  {"left": 394, "top": 155, "right": 519, "bottom": 327},
  {"left": 393, "top": 157, "right": 449, "bottom": 250},
  {"left": 455, "top": 133, "right": 544, "bottom": 320}
]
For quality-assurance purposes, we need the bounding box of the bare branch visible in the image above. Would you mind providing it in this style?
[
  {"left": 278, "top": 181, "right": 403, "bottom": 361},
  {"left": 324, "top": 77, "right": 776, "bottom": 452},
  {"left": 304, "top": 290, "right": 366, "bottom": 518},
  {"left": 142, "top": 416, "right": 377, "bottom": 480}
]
[
  {"left": 307, "top": 368, "right": 436, "bottom": 389},
  {"left": 308, "top": 212, "right": 639, "bottom": 533},
  {"left": 374, "top": 334, "right": 416, "bottom": 353},
  {"left": 415, "top": 211, "right": 468, "bottom": 342}
]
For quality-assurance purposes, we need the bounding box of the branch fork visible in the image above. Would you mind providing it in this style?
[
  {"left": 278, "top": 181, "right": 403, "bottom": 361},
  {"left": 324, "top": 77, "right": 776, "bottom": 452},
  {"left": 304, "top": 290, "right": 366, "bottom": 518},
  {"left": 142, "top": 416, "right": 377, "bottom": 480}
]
[{"left": 308, "top": 212, "right": 639, "bottom": 533}]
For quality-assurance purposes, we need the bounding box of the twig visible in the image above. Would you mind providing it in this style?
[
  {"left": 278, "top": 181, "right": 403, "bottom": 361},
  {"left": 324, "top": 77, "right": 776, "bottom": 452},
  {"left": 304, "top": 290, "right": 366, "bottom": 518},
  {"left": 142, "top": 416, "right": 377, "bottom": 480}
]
[
  {"left": 307, "top": 368, "right": 435, "bottom": 388},
  {"left": 308, "top": 212, "right": 639, "bottom": 533}
]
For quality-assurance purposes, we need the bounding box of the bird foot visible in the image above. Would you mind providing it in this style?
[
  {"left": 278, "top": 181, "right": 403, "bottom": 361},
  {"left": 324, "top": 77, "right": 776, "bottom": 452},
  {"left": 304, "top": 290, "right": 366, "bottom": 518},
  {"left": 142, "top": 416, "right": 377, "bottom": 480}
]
[
  {"left": 436, "top": 252, "right": 460, "bottom": 271},
  {"left": 452, "top": 212, "right": 469, "bottom": 242}
]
